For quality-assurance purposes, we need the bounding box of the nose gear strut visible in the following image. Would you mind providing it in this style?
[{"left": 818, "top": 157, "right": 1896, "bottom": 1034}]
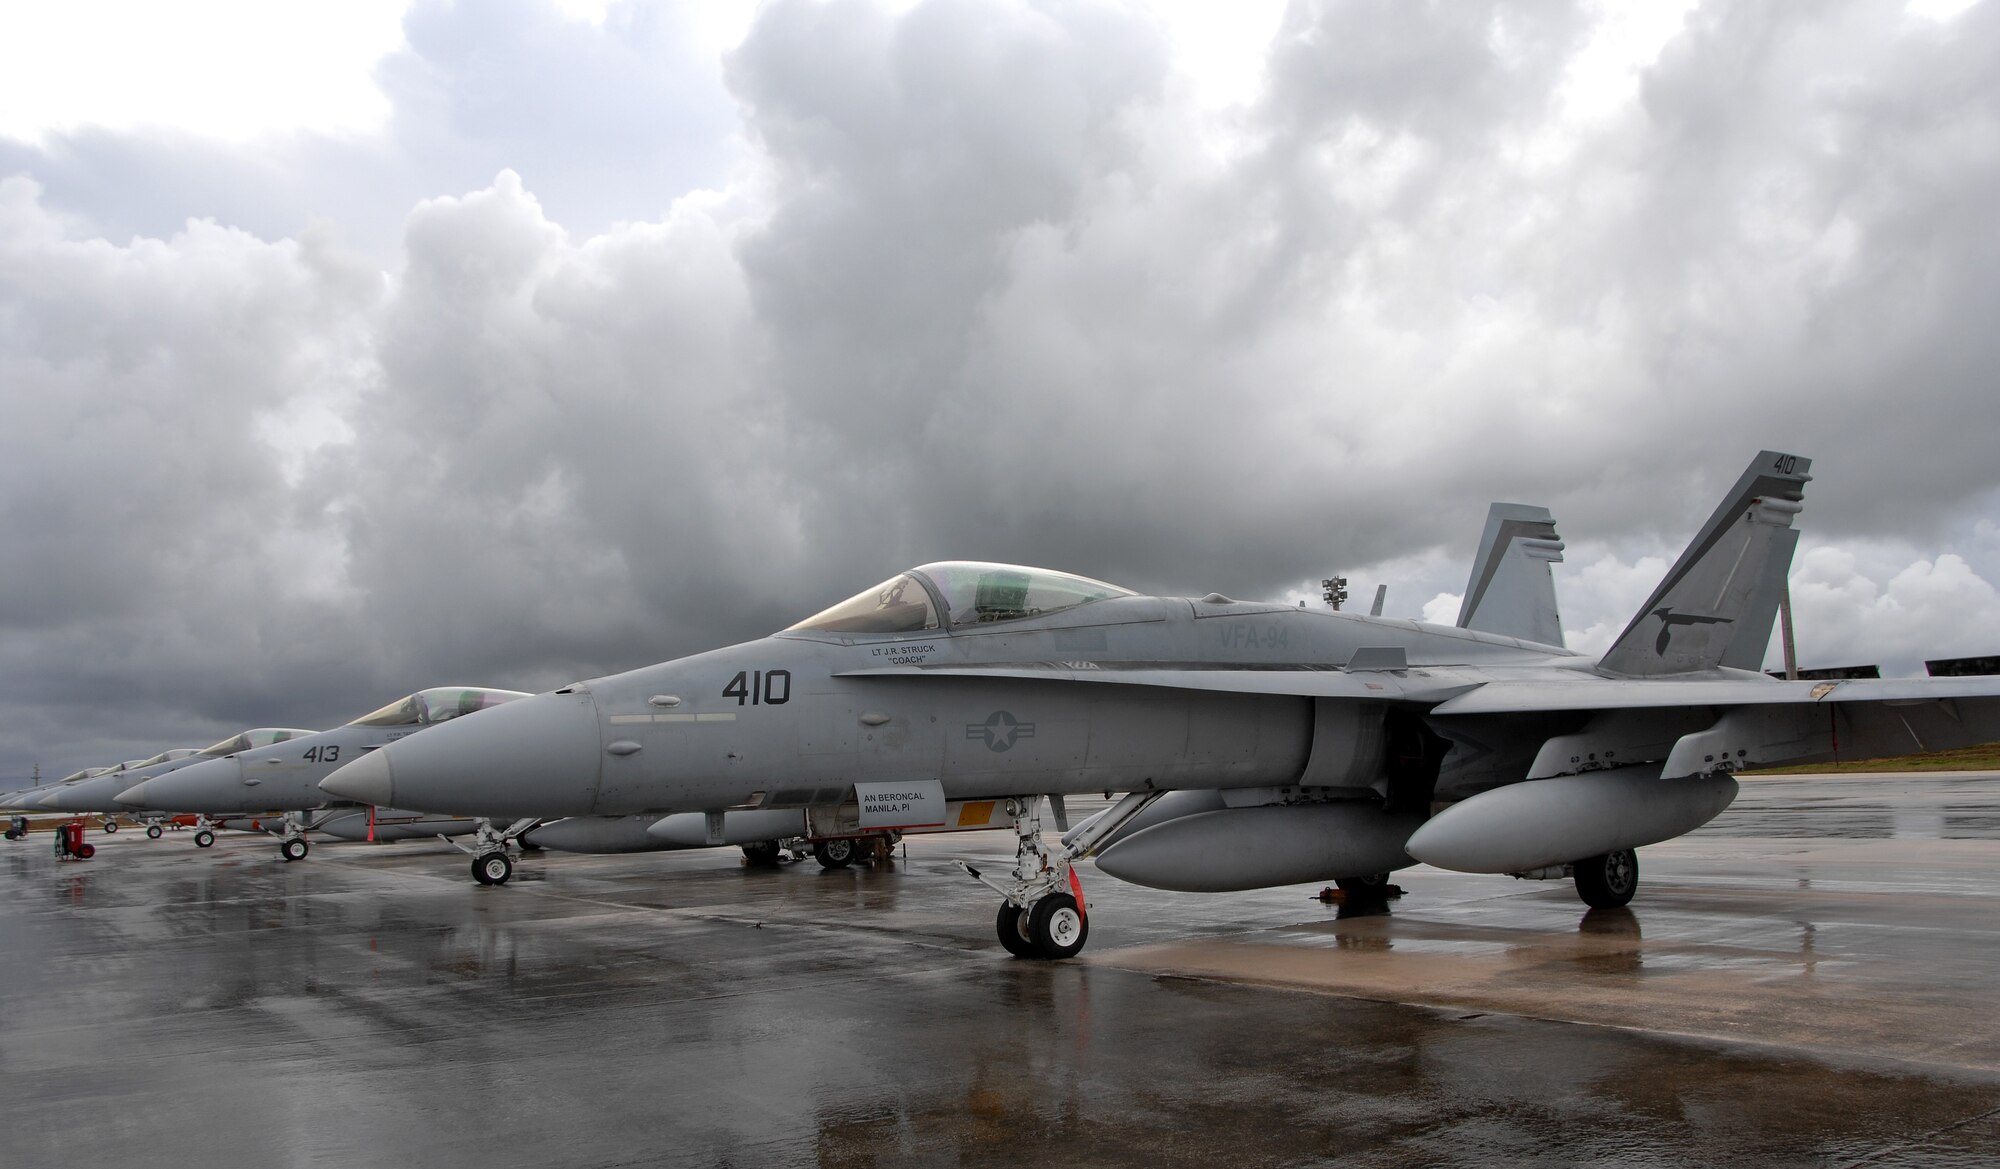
[
  {"left": 959, "top": 791, "right": 1164, "bottom": 959},
  {"left": 444, "top": 817, "right": 543, "bottom": 885}
]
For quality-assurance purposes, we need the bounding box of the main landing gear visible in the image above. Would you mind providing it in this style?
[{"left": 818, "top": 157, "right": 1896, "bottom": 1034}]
[
  {"left": 807, "top": 834, "right": 899, "bottom": 870},
  {"left": 1513, "top": 848, "right": 1641, "bottom": 908},
  {"left": 962, "top": 792, "right": 1163, "bottom": 960},
  {"left": 1572, "top": 849, "right": 1638, "bottom": 908},
  {"left": 812, "top": 837, "right": 859, "bottom": 869},
  {"left": 446, "top": 817, "right": 542, "bottom": 885}
]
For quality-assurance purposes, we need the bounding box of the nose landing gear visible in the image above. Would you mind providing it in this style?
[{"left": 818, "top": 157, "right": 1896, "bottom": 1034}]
[
  {"left": 963, "top": 792, "right": 1160, "bottom": 959},
  {"left": 446, "top": 818, "right": 542, "bottom": 885}
]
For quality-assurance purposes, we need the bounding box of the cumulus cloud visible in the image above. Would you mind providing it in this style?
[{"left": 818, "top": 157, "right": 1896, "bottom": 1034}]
[{"left": 5, "top": 0, "right": 2000, "bottom": 777}]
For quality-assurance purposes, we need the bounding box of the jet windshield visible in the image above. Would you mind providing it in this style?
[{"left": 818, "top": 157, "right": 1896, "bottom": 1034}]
[
  {"left": 786, "top": 562, "right": 1133, "bottom": 635},
  {"left": 786, "top": 573, "right": 942, "bottom": 635},
  {"left": 352, "top": 686, "right": 529, "bottom": 728},
  {"left": 197, "top": 728, "right": 312, "bottom": 758},
  {"left": 918, "top": 562, "right": 1134, "bottom": 627}
]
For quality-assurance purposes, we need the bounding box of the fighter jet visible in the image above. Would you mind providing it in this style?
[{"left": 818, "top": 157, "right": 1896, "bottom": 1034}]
[
  {"left": 323, "top": 452, "right": 2000, "bottom": 959},
  {"left": 124, "top": 687, "right": 528, "bottom": 861},
  {"left": 34, "top": 749, "right": 203, "bottom": 829},
  {"left": 77, "top": 730, "right": 317, "bottom": 844}
]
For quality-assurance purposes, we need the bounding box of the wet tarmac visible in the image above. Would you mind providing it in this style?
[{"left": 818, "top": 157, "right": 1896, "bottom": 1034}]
[{"left": 4, "top": 773, "right": 2000, "bottom": 1167}]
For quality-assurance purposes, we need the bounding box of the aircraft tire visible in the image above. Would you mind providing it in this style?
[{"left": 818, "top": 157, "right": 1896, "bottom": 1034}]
[
  {"left": 1573, "top": 849, "right": 1638, "bottom": 909},
  {"left": 473, "top": 851, "right": 512, "bottom": 886},
  {"left": 194, "top": 830, "right": 215, "bottom": 848},
  {"left": 1335, "top": 873, "right": 1391, "bottom": 901},
  {"left": 813, "top": 839, "right": 856, "bottom": 870},
  {"left": 741, "top": 841, "right": 782, "bottom": 866},
  {"left": 1029, "top": 893, "right": 1088, "bottom": 960},
  {"left": 146, "top": 825, "right": 163, "bottom": 839},
  {"left": 102, "top": 818, "right": 118, "bottom": 833},
  {"left": 280, "top": 838, "right": 309, "bottom": 862},
  {"left": 995, "top": 903, "right": 1038, "bottom": 958}
]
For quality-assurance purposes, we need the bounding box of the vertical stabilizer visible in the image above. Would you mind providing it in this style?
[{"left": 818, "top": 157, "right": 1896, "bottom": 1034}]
[
  {"left": 1718, "top": 527, "right": 1799, "bottom": 672},
  {"left": 1598, "top": 452, "right": 1812, "bottom": 677},
  {"left": 1456, "top": 503, "right": 1566, "bottom": 647}
]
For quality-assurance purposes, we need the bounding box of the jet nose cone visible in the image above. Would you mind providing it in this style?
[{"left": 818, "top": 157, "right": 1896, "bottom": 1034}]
[
  {"left": 321, "top": 749, "right": 394, "bottom": 806},
  {"left": 37, "top": 786, "right": 87, "bottom": 812},
  {"left": 134, "top": 757, "right": 244, "bottom": 813},
  {"left": 327, "top": 690, "right": 603, "bottom": 816},
  {"left": 115, "top": 781, "right": 151, "bottom": 808}
]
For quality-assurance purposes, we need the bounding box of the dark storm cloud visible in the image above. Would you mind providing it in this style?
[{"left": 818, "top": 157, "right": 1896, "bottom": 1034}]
[{"left": 5, "top": 0, "right": 2000, "bottom": 778}]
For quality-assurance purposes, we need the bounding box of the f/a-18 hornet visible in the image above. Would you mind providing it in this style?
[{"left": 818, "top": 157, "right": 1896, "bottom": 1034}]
[
  {"left": 123, "top": 687, "right": 527, "bottom": 863},
  {"left": 324, "top": 452, "right": 2000, "bottom": 959}
]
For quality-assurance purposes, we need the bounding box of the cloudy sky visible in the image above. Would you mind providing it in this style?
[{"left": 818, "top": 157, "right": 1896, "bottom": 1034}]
[{"left": 4, "top": 0, "right": 1998, "bottom": 781}]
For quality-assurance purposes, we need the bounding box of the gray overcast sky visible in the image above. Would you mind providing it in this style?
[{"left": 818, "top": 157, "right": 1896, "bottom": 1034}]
[{"left": 4, "top": 0, "right": 1999, "bottom": 781}]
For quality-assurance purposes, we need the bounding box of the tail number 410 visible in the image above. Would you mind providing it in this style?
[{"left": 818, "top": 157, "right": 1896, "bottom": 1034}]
[{"left": 723, "top": 670, "right": 791, "bottom": 706}]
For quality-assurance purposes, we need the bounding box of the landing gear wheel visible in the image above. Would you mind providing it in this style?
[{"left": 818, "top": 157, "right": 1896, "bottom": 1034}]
[
  {"left": 1336, "top": 872, "right": 1391, "bottom": 899},
  {"left": 102, "top": 818, "right": 118, "bottom": 833},
  {"left": 146, "top": 824, "right": 163, "bottom": 839},
  {"left": 813, "top": 838, "right": 856, "bottom": 870},
  {"left": 741, "top": 841, "right": 782, "bottom": 866},
  {"left": 1573, "top": 849, "right": 1638, "bottom": 908},
  {"left": 1028, "top": 894, "right": 1088, "bottom": 959},
  {"left": 280, "top": 838, "right": 309, "bottom": 862},
  {"left": 995, "top": 903, "right": 1038, "bottom": 958},
  {"left": 194, "top": 830, "right": 215, "bottom": 848},
  {"left": 472, "top": 851, "right": 513, "bottom": 886}
]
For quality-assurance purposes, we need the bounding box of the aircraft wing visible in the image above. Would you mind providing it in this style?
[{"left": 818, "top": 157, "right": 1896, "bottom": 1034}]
[{"left": 1430, "top": 674, "right": 2000, "bottom": 714}]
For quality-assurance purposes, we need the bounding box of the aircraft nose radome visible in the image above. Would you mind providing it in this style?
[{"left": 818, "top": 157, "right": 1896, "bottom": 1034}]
[
  {"left": 321, "top": 750, "right": 394, "bottom": 806},
  {"left": 36, "top": 786, "right": 85, "bottom": 811},
  {"left": 327, "top": 690, "right": 603, "bottom": 817},
  {"left": 133, "top": 757, "right": 242, "bottom": 812},
  {"left": 114, "top": 781, "right": 151, "bottom": 807}
]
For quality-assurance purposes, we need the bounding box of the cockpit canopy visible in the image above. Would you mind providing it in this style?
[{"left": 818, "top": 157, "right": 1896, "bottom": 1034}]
[
  {"left": 351, "top": 686, "right": 531, "bottom": 728},
  {"left": 786, "top": 561, "right": 1134, "bottom": 635},
  {"left": 134, "top": 749, "right": 199, "bottom": 767},
  {"left": 198, "top": 728, "right": 312, "bottom": 759}
]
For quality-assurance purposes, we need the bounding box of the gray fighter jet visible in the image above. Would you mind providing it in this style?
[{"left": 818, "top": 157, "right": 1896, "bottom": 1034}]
[
  {"left": 35, "top": 749, "right": 203, "bottom": 828},
  {"left": 90, "top": 730, "right": 318, "bottom": 843},
  {"left": 123, "top": 686, "right": 528, "bottom": 861},
  {"left": 323, "top": 452, "right": 2000, "bottom": 959}
]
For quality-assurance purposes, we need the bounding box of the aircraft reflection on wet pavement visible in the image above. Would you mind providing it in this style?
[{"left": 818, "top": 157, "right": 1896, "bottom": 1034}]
[{"left": 322, "top": 450, "right": 2000, "bottom": 960}]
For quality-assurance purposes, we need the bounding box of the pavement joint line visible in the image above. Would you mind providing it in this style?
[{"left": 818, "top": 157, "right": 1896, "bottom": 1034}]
[{"left": 1833, "top": 1102, "right": 2000, "bottom": 1167}]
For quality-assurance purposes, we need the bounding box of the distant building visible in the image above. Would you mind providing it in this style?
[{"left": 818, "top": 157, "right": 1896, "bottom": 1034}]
[
  {"left": 1926, "top": 655, "right": 2000, "bottom": 677},
  {"left": 1767, "top": 664, "right": 1881, "bottom": 680}
]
